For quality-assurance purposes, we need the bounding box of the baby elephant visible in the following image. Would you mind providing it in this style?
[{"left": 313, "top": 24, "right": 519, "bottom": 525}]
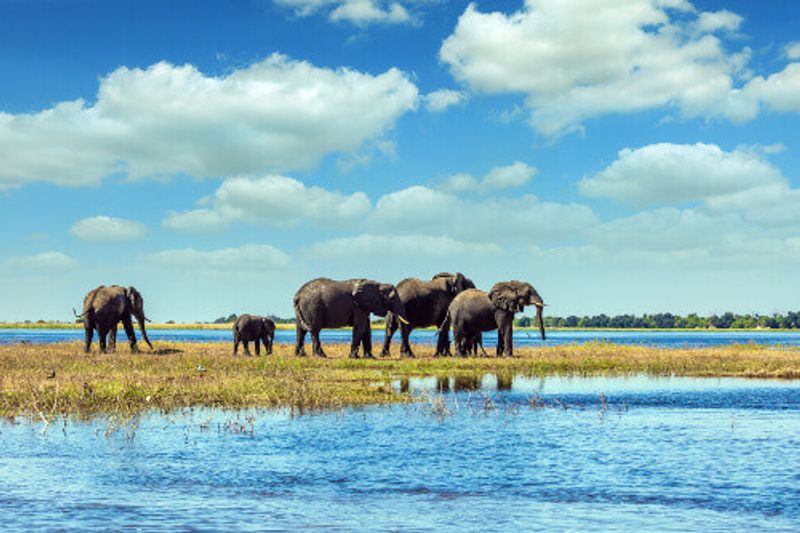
[{"left": 233, "top": 314, "right": 275, "bottom": 356}]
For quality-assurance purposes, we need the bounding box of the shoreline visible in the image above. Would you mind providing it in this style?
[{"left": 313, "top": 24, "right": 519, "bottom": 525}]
[{"left": 2, "top": 341, "right": 799, "bottom": 419}]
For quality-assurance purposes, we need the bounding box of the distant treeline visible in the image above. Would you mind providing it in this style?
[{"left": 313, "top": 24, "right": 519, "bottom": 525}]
[
  {"left": 525, "top": 312, "right": 800, "bottom": 329},
  {"left": 211, "top": 314, "right": 294, "bottom": 324},
  {"left": 209, "top": 312, "right": 800, "bottom": 330}
]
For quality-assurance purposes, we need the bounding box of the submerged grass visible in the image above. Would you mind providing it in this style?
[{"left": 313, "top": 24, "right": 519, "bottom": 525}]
[{"left": 1, "top": 341, "right": 799, "bottom": 419}]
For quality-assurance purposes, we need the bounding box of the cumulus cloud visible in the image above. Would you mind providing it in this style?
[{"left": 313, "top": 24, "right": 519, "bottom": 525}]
[
  {"left": 163, "top": 174, "right": 371, "bottom": 232},
  {"left": 785, "top": 42, "right": 800, "bottom": 60},
  {"left": 694, "top": 10, "right": 742, "bottom": 34},
  {"left": 2, "top": 252, "right": 77, "bottom": 270},
  {"left": 70, "top": 216, "right": 146, "bottom": 241},
  {"left": 307, "top": 233, "right": 501, "bottom": 260},
  {"left": 439, "top": 161, "right": 536, "bottom": 193},
  {"left": 439, "top": 0, "right": 796, "bottom": 136},
  {"left": 424, "top": 89, "right": 467, "bottom": 112},
  {"left": 578, "top": 143, "right": 785, "bottom": 207},
  {"left": 147, "top": 244, "right": 292, "bottom": 272},
  {"left": 276, "top": 0, "right": 414, "bottom": 26},
  {"left": 370, "top": 185, "right": 597, "bottom": 244},
  {"left": 0, "top": 54, "right": 418, "bottom": 189}
]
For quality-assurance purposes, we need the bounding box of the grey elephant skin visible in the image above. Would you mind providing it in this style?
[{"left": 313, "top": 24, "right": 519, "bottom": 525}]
[
  {"left": 294, "top": 278, "right": 409, "bottom": 358},
  {"left": 381, "top": 272, "right": 475, "bottom": 357},
  {"left": 446, "top": 281, "right": 545, "bottom": 357},
  {"left": 78, "top": 285, "right": 153, "bottom": 353},
  {"left": 233, "top": 314, "right": 275, "bottom": 356}
]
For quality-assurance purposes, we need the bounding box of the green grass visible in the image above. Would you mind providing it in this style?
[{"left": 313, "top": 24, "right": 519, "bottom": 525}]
[{"left": 2, "top": 341, "right": 800, "bottom": 420}]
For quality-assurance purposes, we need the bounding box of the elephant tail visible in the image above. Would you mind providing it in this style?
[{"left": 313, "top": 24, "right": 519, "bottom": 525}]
[{"left": 293, "top": 298, "right": 313, "bottom": 332}]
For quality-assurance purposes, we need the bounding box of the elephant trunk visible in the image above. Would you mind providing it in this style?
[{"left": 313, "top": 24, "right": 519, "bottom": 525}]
[
  {"left": 136, "top": 314, "right": 153, "bottom": 349},
  {"left": 535, "top": 303, "right": 545, "bottom": 341},
  {"left": 392, "top": 300, "right": 411, "bottom": 326}
]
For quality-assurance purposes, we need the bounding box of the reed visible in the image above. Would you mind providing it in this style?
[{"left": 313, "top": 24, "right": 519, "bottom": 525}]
[{"left": 1, "top": 341, "right": 799, "bottom": 419}]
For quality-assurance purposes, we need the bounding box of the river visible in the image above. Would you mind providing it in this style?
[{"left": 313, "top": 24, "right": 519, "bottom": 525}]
[{"left": 1, "top": 375, "right": 799, "bottom": 531}]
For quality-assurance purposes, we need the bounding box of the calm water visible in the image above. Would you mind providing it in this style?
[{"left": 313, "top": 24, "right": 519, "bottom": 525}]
[
  {"left": 1, "top": 376, "right": 799, "bottom": 531},
  {"left": 2, "top": 327, "right": 800, "bottom": 348}
]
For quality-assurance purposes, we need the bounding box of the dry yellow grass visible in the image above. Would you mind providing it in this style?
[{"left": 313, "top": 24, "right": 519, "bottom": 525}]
[{"left": 1, "top": 341, "right": 799, "bottom": 419}]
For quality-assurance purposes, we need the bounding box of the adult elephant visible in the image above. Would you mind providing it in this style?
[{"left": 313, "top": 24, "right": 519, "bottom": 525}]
[
  {"left": 77, "top": 285, "right": 153, "bottom": 353},
  {"left": 380, "top": 272, "right": 475, "bottom": 357},
  {"left": 294, "top": 278, "right": 410, "bottom": 358},
  {"left": 233, "top": 314, "right": 275, "bottom": 356},
  {"left": 445, "top": 281, "right": 545, "bottom": 357}
]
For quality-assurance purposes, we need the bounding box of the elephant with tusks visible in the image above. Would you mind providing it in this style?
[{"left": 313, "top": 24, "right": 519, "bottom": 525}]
[
  {"left": 444, "top": 281, "right": 545, "bottom": 357},
  {"left": 75, "top": 285, "right": 153, "bottom": 353},
  {"left": 294, "top": 278, "right": 410, "bottom": 358}
]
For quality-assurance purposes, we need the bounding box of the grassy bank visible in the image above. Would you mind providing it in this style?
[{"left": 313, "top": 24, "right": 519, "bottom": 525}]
[{"left": 2, "top": 341, "right": 799, "bottom": 419}]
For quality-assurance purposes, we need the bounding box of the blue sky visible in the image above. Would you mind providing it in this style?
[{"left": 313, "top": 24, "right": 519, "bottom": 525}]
[{"left": 1, "top": 0, "right": 799, "bottom": 321}]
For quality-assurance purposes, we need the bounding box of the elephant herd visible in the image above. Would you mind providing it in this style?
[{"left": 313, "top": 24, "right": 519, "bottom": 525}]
[{"left": 77, "top": 273, "right": 546, "bottom": 358}]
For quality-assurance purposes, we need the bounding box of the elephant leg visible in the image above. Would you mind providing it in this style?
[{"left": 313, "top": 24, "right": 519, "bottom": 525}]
[
  {"left": 255, "top": 338, "right": 261, "bottom": 356},
  {"left": 108, "top": 322, "right": 119, "bottom": 353},
  {"left": 266, "top": 336, "right": 273, "bottom": 355},
  {"left": 312, "top": 330, "right": 326, "bottom": 358},
  {"left": 399, "top": 323, "right": 414, "bottom": 358},
  {"left": 121, "top": 316, "right": 139, "bottom": 353},
  {"left": 453, "top": 329, "right": 466, "bottom": 357},
  {"left": 295, "top": 322, "right": 307, "bottom": 356},
  {"left": 233, "top": 333, "right": 239, "bottom": 355},
  {"left": 435, "top": 318, "right": 450, "bottom": 357},
  {"left": 98, "top": 326, "right": 108, "bottom": 353},
  {"left": 362, "top": 326, "right": 374, "bottom": 359},
  {"left": 495, "top": 327, "right": 504, "bottom": 357},
  {"left": 83, "top": 324, "right": 94, "bottom": 353},
  {"left": 380, "top": 315, "right": 397, "bottom": 357},
  {"left": 349, "top": 327, "right": 361, "bottom": 359},
  {"left": 243, "top": 340, "right": 251, "bottom": 356},
  {"left": 503, "top": 323, "right": 514, "bottom": 357}
]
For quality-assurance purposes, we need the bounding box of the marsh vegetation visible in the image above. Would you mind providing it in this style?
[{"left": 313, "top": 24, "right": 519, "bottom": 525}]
[{"left": 2, "top": 341, "right": 800, "bottom": 420}]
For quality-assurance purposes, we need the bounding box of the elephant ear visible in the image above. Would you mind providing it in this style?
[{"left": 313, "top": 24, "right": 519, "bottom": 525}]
[
  {"left": 453, "top": 272, "right": 468, "bottom": 293},
  {"left": 352, "top": 279, "right": 387, "bottom": 315},
  {"left": 489, "top": 282, "right": 520, "bottom": 313},
  {"left": 127, "top": 286, "right": 143, "bottom": 314}
]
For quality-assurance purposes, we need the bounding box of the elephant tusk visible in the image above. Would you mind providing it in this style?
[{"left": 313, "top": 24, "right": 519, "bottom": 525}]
[
  {"left": 398, "top": 316, "right": 410, "bottom": 325},
  {"left": 534, "top": 302, "right": 547, "bottom": 308}
]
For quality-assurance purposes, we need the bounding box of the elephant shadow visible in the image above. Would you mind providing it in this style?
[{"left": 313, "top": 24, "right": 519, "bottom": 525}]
[{"left": 152, "top": 347, "right": 182, "bottom": 355}]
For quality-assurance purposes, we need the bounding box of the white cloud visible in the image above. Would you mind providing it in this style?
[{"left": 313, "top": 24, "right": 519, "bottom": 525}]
[
  {"left": 439, "top": 173, "right": 479, "bottom": 194},
  {"left": 70, "top": 216, "right": 146, "bottom": 241},
  {"left": 439, "top": 1, "right": 782, "bottom": 136},
  {"left": 439, "top": 161, "right": 536, "bottom": 193},
  {"left": 147, "top": 244, "right": 291, "bottom": 272},
  {"left": 307, "top": 233, "right": 501, "bottom": 260},
  {"left": 424, "top": 89, "right": 467, "bottom": 112},
  {"left": 785, "top": 42, "right": 800, "bottom": 60},
  {"left": 331, "top": 0, "right": 411, "bottom": 25},
  {"left": 276, "top": 0, "right": 414, "bottom": 26},
  {"left": 163, "top": 174, "right": 371, "bottom": 232},
  {"left": 481, "top": 161, "right": 537, "bottom": 190},
  {"left": 371, "top": 185, "right": 597, "bottom": 244},
  {"left": 0, "top": 54, "right": 418, "bottom": 189},
  {"left": 578, "top": 143, "right": 785, "bottom": 207},
  {"left": 739, "top": 63, "right": 800, "bottom": 114},
  {"left": 694, "top": 10, "right": 742, "bottom": 34},
  {"left": 2, "top": 252, "right": 77, "bottom": 270}
]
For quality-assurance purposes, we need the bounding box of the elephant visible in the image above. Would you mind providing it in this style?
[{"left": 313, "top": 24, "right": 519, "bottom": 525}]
[
  {"left": 380, "top": 272, "right": 475, "bottom": 357},
  {"left": 294, "top": 278, "right": 410, "bottom": 358},
  {"left": 233, "top": 314, "right": 275, "bottom": 356},
  {"left": 76, "top": 285, "right": 153, "bottom": 353},
  {"left": 444, "top": 281, "right": 545, "bottom": 357}
]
